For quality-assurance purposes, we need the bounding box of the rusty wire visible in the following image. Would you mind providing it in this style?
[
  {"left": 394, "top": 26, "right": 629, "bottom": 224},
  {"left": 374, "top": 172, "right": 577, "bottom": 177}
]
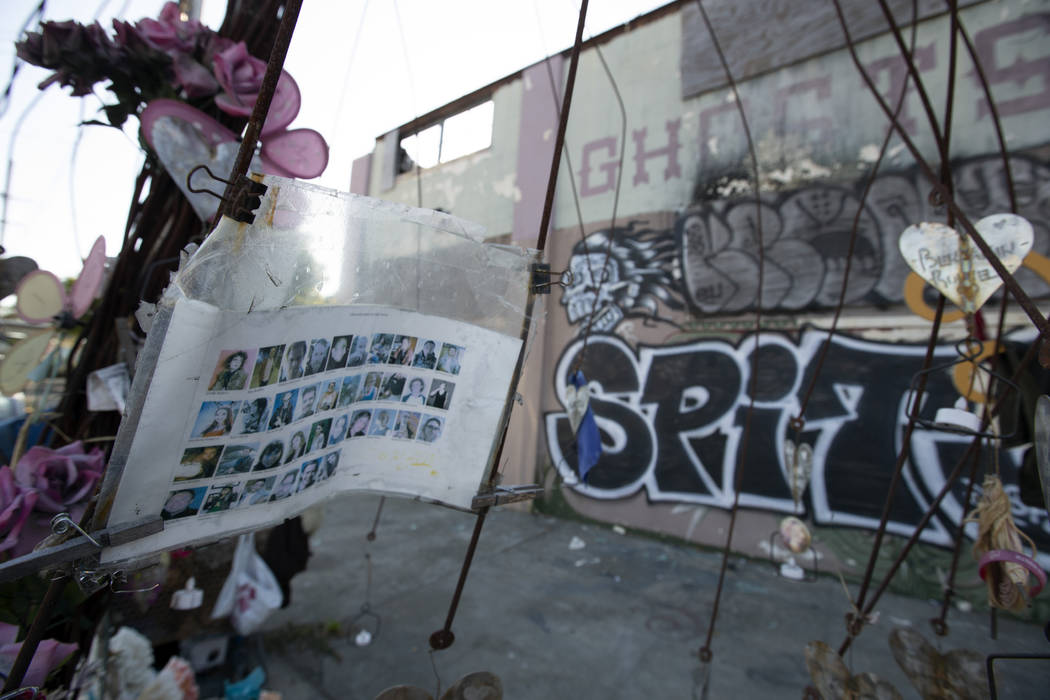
[{"left": 692, "top": 0, "right": 766, "bottom": 663}]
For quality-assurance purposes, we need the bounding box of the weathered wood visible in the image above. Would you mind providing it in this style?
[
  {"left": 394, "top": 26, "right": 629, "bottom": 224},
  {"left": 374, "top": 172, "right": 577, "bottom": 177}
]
[
  {"left": 680, "top": 0, "right": 982, "bottom": 99},
  {"left": 471, "top": 484, "right": 544, "bottom": 509}
]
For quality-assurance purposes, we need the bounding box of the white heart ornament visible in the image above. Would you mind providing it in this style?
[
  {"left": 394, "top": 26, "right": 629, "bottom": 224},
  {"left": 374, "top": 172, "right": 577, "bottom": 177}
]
[
  {"left": 784, "top": 441, "right": 813, "bottom": 505},
  {"left": 564, "top": 382, "right": 593, "bottom": 434},
  {"left": 898, "top": 213, "right": 1032, "bottom": 312}
]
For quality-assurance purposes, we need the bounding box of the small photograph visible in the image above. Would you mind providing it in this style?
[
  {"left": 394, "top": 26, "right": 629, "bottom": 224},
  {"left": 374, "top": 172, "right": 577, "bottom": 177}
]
[
  {"left": 358, "top": 372, "right": 382, "bottom": 401},
  {"left": 392, "top": 411, "right": 421, "bottom": 440},
  {"left": 378, "top": 372, "right": 406, "bottom": 401},
  {"left": 201, "top": 483, "right": 241, "bottom": 514},
  {"left": 348, "top": 410, "right": 372, "bottom": 438},
  {"left": 388, "top": 335, "right": 417, "bottom": 366},
  {"left": 400, "top": 377, "right": 427, "bottom": 406},
  {"left": 269, "top": 469, "right": 300, "bottom": 501},
  {"left": 426, "top": 379, "right": 455, "bottom": 410},
  {"left": 412, "top": 339, "right": 439, "bottom": 369},
  {"left": 437, "top": 343, "right": 463, "bottom": 375},
  {"left": 418, "top": 415, "right": 445, "bottom": 443},
  {"left": 250, "top": 344, "right": 284, "bottom": 388},
  {"left": 161, "top": 487, "right": 207, "bottom": 520},
  {"left": 208, "top": 349, "right": 255, "bottom": 391},
  {"left": 279, "top": 340, "right": 307, "bottom": 382},
  {"left": 174, "top": 446, "right": 222, "bottom": 482},
  {"left": 304, "top": 338, "right": 330, "bottom": 376},
  {"left": 346, "top": 335, "right": 369, "bottom": 367},
  {"left": 307, "top": 418, "right": 332, "bottom": 453},
  {"left": 337, "top": 374, "right": 361, "bottom": 408},
  {"left": 298, "top": 458, "right": 322, "bottom": 491},
  {"left": 367, "top": 333, "right": 393, "bottom": 364},
  {"left": 319, "top": 450, "right": 340, "bottom": 480},
  {"left": 190, "top": 401, "right": 241, "bottom": 439},
  {"left": 316, "top": 379, "right": 340, "bottom": 412},
  {"left": 326, "top": 335, "right": 352, "bottom": 371},
  {"left": 368, "top": 409, "right": 395, "bottom": 436},
  {"left": 215, "top": 443, "right": 258, "bottom": 476},
  {"left": 284, "top": 430, "right": 307, "bottom": 464},
  {"left": 267, "top": 389, "right": 298, "bottom": 430},
  {"left": 295, "top": 383, "right": 320, "bottom": 421},
  {"left": 238, "top": 476, "right": 275, "bottom": 507},
  {"left": 253, "top": 440, "right": 285, "bottom": 472},
  {"left": 328, "top": 413, "right": 350, "bottom": 446},
  {"left": 235, "top": 396, "right": 270, "bottom": 434}
]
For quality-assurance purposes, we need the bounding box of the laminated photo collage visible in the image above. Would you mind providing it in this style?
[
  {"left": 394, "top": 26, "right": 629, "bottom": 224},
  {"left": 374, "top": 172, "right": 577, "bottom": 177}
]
[{"left": 161, "top": 332, "right": 466, "bottom": 522}]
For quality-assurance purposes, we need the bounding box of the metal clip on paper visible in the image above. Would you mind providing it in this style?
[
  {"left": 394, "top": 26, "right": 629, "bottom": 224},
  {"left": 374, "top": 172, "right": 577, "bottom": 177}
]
[
  {"left": 186, "top": 164, "right": 268, "bottom": 225},
  {"left": 531, "top": 263, "right": 574, "bottom": 294}
]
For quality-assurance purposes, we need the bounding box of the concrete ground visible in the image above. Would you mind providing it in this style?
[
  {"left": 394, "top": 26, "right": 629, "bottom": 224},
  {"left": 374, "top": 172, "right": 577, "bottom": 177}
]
[{"left": 257, "top": 494, "right": 1049, "bottom": 699}]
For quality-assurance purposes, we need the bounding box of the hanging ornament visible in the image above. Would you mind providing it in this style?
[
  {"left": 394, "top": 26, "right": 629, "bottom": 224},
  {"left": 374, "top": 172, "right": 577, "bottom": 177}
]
[
  {"left": 898, "top": 214, "right": 1032, "bottom": 313},
  {"left": 567, "top": 371, "right": 602, "bottom": 482},
  {"left": 888, "top": 627, "right": 986, "bottom": 699},
  {"left": 967, "top": 474, "right": 1046, "bottom": 611},
  {"left": 1, "top": 236, "right": 106, "bottom": 395},
  {"left": 783, "top": 441, "right": 813, "bottom": 509},
  {"left": 170, "top": 576, "right": 203, "bottom": 610}
]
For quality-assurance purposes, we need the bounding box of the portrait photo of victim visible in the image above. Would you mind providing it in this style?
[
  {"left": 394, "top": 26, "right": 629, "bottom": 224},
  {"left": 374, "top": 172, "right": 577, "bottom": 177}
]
[
  {"left": 191, "top": 401, "right": 241, "bottom": 439},
  {"left": 284, "top": 430, "right": 307, "bottom": 464},
  {"left": 253, "top": 440, "right": 285, "bottom": 471},
  {"left": 400, "top": 377, "right": 427, "bottom": 405},
  {"left": 326, "top": 335, "right": 351, "bottom": 371},
  {"left": 437, "top": 343, "right": 463, "bottom": 375},
  {"left": 388, "top": 335, "right": 416, "bottom": 366},
  {"left": 359, "top": 372, "right": 382, "bottom": 401},
  {"left": 239, "top": 476, "right": 275, "bottom": 507},
  {"left": 298, "top": 459, "right": 321, "bottom": 491},
  {"left": 368, "top": 409, "right": 394, "bottom": 436},
  {"left": 307, "top": 418, "right": 332, "bottom": 453},
  {"left": 215, "top": 443, "right": 258, "bottom": 476},
  {"left": 269, "top": 469, "right": 299, "bottom": 501},
  {"left": 338, "top": 374, "right": 361, "bottom": 408},
  {"left": 347, "top": 335, "right": 369, "bottom": 367},
  {"left": 392, "top": 411, "right": 420, "bottom": 440},
  {"left": 317, "top": 380, "right": 339, "bottom": 412},
  {"left": 250, "top": 344, "right": 284, "bottom": 388},
  {"left": 418, "top": 415, "right": 444, "bottom": 443},
  {"left": 328, "top": 413, "right": 349, "bottom": 446},
  {"left": 208, "top": 349, "right": 254, "bottom": 391},
  {"left": 304, "top": 338, "right": 330, "bottom": 376},
  {"left": 412, "top": 339, "right": 438, "bottom": 369},
  {"left": 268, "top": 389, "right": 298, "bottom": 430},
  {"left": 295, "top": 383, "right": 319, "bottom": 421},
  {"left": 378, "top": 372, "right": 405, "bottom": 401},
  {"left": 321, "top": 450, "right": 340, "bottom": 479},
  {"left": 202, "top": 483, "right": 240, "bottom": 513},
  {"left": 348, "top": 410, "right": 371, "bottom": 438},
  {"left": 235, "top": 397, "right": 269, "bottom": 434},
  {"left": 367, "top": 333, "right": 393, "bottom": 364},
  {"left": 426, "top": 379, "right": 454, "bottom": 410},
  {"left": 162, "top": 487, "right": 206, "bottom": 520},
  {"left": 174, "top": 446, "right": 222, "bottom": 482},
  {"left": 279, "top": 340, "right": 307, "bottom": 382}
]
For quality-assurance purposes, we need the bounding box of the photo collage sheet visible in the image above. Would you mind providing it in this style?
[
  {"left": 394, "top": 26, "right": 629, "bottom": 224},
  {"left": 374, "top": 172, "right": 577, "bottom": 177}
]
[{"left": 161, "top": 328, "right": 466, "bottom": 523}]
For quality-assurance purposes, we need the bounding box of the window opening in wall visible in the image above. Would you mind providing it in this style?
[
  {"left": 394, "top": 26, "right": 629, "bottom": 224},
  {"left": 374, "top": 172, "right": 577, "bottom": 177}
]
[{"left": 400, "top": 100, "right": 494, "bottom": 171}]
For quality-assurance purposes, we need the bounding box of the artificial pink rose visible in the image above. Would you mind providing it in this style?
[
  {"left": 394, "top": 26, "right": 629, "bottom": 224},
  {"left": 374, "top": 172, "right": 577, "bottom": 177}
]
[
  {"left": 14, "top": 442, "right": 104, "bottom": 513},
  {"left": 212, "top": 42, "right": 300, "bottom": 134},
  {"left": 136, "top": 1, "right": 203, "bottom": 53},
  {"left": 172, "top": 53, "right": 218, "bottom": 97},
  {"left": 0, "top": 467, "right": 37, "bottom": 553},
  {"left": 0, "top": 622, "right": 77, "bottom": 688}
]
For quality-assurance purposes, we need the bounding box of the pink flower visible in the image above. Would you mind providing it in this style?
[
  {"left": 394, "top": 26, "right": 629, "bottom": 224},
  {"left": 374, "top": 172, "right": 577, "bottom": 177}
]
[
  {"left": 213, "top": 42, "right": 299, "bottom": 135},
  {"left": 172, "top": 53, "right": 218, "bottom": 97},
  {"left": 136, "top": 1, "right": 203, "bottom": 53},
  {"left": 0, "top": 467, "right": 36, "bottom": 552},
  {"left": 0, "top": 623, "right": 77, "bottom": 687},
  {"left": 14, "top": 442, "right": 104, "bottom": 513}
]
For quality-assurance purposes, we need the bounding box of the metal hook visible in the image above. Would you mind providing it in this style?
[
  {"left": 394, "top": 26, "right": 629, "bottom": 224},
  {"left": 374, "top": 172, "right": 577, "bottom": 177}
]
[
  {"left": 50, "top": 513, "right": 101, "bottom": 548},
  {"left": 186, "top": 164, "right": 230, "bottom": 201},
  {"left": 108, "top": 569, "right": 160, "bottom": 595}
]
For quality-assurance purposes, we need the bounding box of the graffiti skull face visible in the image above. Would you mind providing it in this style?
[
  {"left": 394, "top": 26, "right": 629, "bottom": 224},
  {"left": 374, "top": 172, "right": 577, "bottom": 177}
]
[{"left": 561, "top": 253, "right": 620, "bottom": 324}]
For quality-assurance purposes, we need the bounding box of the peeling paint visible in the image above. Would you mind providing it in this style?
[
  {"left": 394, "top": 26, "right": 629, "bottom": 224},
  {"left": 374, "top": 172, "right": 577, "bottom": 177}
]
[{"left": 492, "top": 172, "right": 522, "bottom": 202}]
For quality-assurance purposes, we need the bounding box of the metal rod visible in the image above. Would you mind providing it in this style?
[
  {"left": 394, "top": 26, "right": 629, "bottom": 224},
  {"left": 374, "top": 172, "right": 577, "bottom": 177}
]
[
  {"left": 1, "top": 576, "right": 65, "bottom": 693},
  {"left": 217, "top": 0, "right": 304, "bottom": 220}
]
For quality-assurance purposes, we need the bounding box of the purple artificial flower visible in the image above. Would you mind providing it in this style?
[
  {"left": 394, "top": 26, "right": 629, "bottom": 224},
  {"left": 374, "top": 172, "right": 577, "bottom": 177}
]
[
  {"left": 136, "top": 1, "right": 204, "bottom": 53},
  {"left": 0, "top": 467, "right": 37, "bottom": 553},
  {"left": 14, "top": 442, "right": 104, "bottom": 514},
  {"left": 212, "top": 41, "right": 266, "bottom": 110},
  {"left": 0, "top": 623, "right": 77, "bottom": 687},
  {"left": 172, "top": 53, "right": 218, "bottom": 97}
]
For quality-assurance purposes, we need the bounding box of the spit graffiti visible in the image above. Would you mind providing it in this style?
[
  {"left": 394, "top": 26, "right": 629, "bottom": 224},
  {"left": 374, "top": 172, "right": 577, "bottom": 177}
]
[{"left": 546, "top": 331, "right": 1049, "bottom": 568}]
